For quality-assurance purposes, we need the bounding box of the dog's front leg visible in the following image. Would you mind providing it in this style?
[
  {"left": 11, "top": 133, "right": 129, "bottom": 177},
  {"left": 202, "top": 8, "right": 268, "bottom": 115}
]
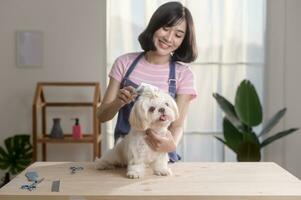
[
  {"left": 127, "top": 150, "right": 145, "bottom": 179},
  {"left": 151, "top": 153, "right": 172, "bottom": 176},
  {"left": 127, "top": 162, "right": 145, "bottom": 179}
]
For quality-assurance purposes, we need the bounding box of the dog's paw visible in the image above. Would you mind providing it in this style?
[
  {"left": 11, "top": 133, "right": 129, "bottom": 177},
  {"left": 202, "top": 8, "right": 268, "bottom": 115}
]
[
  {"left": 94, "top": 159, "right": 115, "bottom": 170},
  {"left": 127, "top": 170, "right": 143, "bottom": 179},
  {"left": 153, "top": 168, "right": 172, "bottom": 176}
]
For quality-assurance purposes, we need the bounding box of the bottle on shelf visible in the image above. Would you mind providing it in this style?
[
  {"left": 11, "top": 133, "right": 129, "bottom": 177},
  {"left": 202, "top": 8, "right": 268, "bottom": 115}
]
[{"left": 71, "top": 118, "right": 82, "bottom": 139}]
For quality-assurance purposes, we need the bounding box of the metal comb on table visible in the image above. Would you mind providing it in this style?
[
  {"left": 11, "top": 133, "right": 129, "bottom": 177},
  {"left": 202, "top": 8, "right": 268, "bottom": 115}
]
[{"left": 51, "top": 180, "right": 60, "bottom": 192}]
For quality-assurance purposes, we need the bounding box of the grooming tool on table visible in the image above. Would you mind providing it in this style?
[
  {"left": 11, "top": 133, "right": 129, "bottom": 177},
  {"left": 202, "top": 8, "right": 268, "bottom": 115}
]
[
  {"left": 21, "top": 171, "right": 44, "bottom": 191},
  {"left": 51, "top": 180, "right": 60, "bottom": 192},
  {"left": 70, "top": 166, "right": 84, "bottom": 174},
  {"left": 25, "top": 171, "right": 39, "bottom": 182},
  {"left": 21, "top": 178, "right": 44, "bottom": 191},
  {"left": 21, "top": 182, "right": 37, "bottom": 191}
]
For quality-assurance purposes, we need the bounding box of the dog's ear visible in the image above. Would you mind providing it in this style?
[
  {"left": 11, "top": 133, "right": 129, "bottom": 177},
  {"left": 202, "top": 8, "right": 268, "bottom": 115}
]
[{"left": 129, "top": 100, "right": 150, "bottom": 131}]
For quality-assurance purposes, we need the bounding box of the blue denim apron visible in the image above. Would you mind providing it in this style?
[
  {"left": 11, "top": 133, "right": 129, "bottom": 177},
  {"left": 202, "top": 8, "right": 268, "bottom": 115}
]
[{"left": 114, "top": 52, "right": 181, "bottom": 162}]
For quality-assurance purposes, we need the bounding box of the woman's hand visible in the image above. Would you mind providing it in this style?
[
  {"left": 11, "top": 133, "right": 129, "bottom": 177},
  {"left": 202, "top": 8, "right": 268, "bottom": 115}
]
[
  {"left": 145, "top": 129, "right": 176, "bottom": 152},
  {"left": 115, "top": 86, "right": 137, "bottom": 108}
]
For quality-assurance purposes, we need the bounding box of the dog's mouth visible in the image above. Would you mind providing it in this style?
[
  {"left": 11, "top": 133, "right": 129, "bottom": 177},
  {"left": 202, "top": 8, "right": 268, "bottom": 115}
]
[{"left": 159, "top": 114, "right": 168, "bottom": 121}]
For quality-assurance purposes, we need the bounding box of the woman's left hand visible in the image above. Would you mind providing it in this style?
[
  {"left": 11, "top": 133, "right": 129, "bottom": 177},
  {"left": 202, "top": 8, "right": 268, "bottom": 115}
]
[{"left": 145, "top": 129, "right": 176, "bottom": 152}]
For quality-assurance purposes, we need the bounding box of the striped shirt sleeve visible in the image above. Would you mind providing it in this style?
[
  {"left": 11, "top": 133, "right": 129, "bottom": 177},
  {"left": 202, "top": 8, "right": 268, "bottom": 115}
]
[
  {"left": 109, "top": 56, "right": 127, "bottom": 82},
  {"left": 177, "top": 65, "right": 197, "bottom": 100}
]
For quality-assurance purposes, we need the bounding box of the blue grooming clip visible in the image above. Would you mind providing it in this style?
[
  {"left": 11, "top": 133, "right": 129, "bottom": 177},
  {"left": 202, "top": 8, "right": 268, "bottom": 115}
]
[
  {"left": 21, "top": 171, "right": 44, "bottom": 191},
  {"left": 70, "top": 166, "right": 84, "bottom": 174},
  {"left": 21, "top": 182, "right": 37, "bottom": 191},
  {"left": 20, "top": 178, "right": 44, "bottom": 191},
  {"left": 25, "top": 171, "right": 38, "bottom": 181}
]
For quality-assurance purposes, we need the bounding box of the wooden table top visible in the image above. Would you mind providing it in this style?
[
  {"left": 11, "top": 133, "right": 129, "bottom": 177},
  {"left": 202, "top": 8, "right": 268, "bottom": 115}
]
[{"left": 0, "top": 162, "right": 301, "bottom": 200}]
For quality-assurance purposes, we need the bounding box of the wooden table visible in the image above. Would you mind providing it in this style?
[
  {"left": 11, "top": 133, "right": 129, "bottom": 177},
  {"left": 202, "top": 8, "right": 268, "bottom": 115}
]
[{"left": 0, "top": 162, "right": 301, "bottom": 200}]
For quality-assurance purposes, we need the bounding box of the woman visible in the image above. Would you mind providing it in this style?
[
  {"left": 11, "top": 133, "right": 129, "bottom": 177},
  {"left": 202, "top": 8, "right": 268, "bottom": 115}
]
[{"left": 97, "top": 1, "right": 197, "bottom": 162}]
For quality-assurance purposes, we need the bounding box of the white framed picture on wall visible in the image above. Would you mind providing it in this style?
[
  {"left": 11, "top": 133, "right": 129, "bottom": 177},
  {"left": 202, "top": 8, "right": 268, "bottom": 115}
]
[{"left": 16, "top": 30, "right": 43, "bottom": 68}]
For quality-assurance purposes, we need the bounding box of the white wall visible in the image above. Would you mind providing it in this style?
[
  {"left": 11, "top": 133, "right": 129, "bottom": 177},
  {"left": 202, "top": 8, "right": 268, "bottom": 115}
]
[
  {"left": 265, "top": 0, "right": 301, "bottom": 178},
  {"left": 0, "top": 0, "right": 106, "bottom": 164}
]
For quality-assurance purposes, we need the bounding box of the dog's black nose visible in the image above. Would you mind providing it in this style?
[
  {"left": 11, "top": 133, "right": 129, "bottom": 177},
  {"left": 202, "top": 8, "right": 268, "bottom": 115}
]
[{"left": 158, "top": 108, "right": 165, "bottom": 114}]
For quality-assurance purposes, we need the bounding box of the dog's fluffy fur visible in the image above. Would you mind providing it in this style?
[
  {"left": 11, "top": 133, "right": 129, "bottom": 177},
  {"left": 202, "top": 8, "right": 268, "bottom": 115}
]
[{"left": 95, "top": 86, "right": 179, "bottom": 178}]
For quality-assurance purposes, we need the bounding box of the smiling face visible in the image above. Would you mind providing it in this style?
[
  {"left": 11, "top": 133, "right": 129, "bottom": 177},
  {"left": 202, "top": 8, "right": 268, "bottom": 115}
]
[{"left": 152, "top": 19, "right": 187, "bottom": 56}]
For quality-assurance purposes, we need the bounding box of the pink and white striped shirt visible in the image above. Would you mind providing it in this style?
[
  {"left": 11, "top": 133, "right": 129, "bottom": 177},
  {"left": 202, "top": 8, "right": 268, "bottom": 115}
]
[{"left": 109, "top": 52, "right": 197, "bottom": 99}]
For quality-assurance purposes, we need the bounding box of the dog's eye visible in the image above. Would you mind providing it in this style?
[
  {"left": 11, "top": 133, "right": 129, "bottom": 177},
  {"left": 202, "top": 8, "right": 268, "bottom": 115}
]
[
  {"left": 149, "top": 106, "right": 156, "bottom": 112},
  {"left": 165, "top": 102, "right": 169, "bottom": 107}
]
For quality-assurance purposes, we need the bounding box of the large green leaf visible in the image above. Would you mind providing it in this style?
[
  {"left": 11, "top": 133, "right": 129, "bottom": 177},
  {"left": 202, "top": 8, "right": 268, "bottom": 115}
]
[
  {"left": 0, "top": 146, "right": 8, "bottom": 159},
  {"left": 0, "top": 163, "right": 7, "bottom": 169},
  {"left": 223, "top": 118, "right": 243, "bottom": 153},
  {"left": 213, "top": 93, "right": 247, "bottom": 132},
  {"left": 235, "top": 80, "right": 262, "bottom": 126},
  {"left": 258, "top": 108, "right": 286, "bottom": 137},
  {"left": 237, "top": 132, "right": 261, "bottom": 161},
  {"left": 237, "top": 141, "right": 261, "bottom": 161},
  {"left": 215, "top": 136, "right": 238, "bottom": 153},
  {"left": 0, "top": 146, "right": 9, "bottom": 170},
  {"left": 215, "top": 136, "right": 226, "bottom": 145},
  {"left": 0, "top": 134, "right": 33, "bottom": 175},
  {"left": 242, "top": 131, "right": 260, "bottom": 147},
  {"left": 4, "top": 138, "right": 13, "bottom": 155},
  {"left": 260, "top": 128, "right": 299, "bottom": 148}
]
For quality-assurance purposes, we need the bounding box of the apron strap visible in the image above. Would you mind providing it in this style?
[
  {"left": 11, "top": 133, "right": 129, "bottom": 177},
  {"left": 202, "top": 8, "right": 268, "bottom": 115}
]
[
  {"left": 168, "top": 61, "right": 177, "bottom": 98},
  {"left": 122, "top": 52, "right": 145, "bottom": 87}
]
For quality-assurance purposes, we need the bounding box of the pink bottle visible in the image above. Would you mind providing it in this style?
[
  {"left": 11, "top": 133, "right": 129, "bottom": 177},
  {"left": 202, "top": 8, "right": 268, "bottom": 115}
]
[{"left": 72, "top": 118, "right": 82, "bottom": 139}]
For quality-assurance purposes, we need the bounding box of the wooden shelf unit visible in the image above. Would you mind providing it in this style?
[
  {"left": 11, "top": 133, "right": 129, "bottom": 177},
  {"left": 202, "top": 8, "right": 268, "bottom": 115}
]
[{"left": 32, "top": 82, "right": 102, "bottom": 161}]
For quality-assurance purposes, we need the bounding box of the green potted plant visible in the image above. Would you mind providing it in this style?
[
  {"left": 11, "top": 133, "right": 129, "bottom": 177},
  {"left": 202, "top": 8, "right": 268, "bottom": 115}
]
[
  {"left": 0, "top": 134, "right": 32, "bottom": 187},
  {"left": 213, "top": 79, "right": 299, "bottom": 161}
]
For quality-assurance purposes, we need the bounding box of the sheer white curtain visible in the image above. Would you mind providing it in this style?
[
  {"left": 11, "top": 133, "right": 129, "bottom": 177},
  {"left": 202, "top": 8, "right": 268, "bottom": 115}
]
[{"left": 106, "top": 0, "right": 266, "bottom": 161}]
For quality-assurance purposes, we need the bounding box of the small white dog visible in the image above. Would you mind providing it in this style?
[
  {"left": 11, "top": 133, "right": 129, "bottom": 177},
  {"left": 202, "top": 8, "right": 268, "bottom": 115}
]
[{"left": 95, "top": 85, "right": 179, "bottom": 178}]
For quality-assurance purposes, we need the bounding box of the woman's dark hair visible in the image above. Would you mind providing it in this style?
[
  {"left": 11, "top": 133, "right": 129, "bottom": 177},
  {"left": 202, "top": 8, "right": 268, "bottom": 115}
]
[{"left": 138, "top": 1, "right": 197, "bottom": 63}]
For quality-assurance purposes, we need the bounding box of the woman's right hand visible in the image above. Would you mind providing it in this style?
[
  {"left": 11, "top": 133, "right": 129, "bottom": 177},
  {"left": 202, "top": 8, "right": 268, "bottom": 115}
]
[
  {"left": 97, "top": 78, "right": 137, "bottom": 122},
  {"left": 115, "top": 86, "right": 137, "bottom": 108}
]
